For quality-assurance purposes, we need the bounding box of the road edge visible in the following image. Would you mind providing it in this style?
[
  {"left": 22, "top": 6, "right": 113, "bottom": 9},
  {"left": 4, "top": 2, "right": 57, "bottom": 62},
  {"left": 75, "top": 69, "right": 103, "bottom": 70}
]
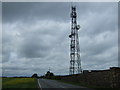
[{"left": 37, "top": 78, "right": 42, "bottom": 90}]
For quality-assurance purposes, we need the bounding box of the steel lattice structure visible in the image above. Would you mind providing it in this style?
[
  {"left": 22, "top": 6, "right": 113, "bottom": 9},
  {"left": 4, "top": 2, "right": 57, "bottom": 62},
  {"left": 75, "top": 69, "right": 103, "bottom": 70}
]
[{"left": 69, "top": 6, "right": 82, "bottom": 75}]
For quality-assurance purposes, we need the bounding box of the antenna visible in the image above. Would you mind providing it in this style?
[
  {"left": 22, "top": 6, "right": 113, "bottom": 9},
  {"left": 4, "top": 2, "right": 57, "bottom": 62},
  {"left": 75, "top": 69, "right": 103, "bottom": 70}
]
[
  {"left": 71, "top": 2, "right": 73, "bottom": 7},
  {"left": 49, "top": 67, "right": 50, "bottom": 72},
  {"left": 69, "top": 4, "right": 82, "bottom": 75}
]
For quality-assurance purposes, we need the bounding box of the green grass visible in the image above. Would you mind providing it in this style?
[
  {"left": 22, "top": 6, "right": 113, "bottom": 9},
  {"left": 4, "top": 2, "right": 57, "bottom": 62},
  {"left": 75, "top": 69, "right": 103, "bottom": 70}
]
[
  {"left": 0, "top": 77, "right": 2, "bottom": 89},
  {"left": 2, "top": 77, "right": 38, "bottom": 88}
]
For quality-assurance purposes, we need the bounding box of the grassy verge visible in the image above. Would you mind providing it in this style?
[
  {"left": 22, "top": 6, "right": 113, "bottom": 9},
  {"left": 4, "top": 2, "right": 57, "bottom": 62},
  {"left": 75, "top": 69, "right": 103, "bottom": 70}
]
[
  {"left": 56, "top": 79, "right": 97, "bottom": 88},
  {"left": 0, "top": 77, "right": 2, "bottom": 89},
  {"left": 2, "top": 77, "right": 38, "bottom": 89},
  {"left": 53, "top": 79, "right": 117, "bottom": 90}
]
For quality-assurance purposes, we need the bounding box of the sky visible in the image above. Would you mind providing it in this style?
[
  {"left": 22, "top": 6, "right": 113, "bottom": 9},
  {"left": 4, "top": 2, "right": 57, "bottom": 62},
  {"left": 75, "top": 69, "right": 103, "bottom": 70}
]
[{"left": 2, "top": 2, "right": 118, "bottom": 77}]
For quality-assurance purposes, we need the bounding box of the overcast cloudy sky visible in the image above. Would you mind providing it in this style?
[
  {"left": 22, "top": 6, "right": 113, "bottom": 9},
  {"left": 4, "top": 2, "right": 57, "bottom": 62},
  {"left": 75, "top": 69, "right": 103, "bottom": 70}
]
[{"left": 2, "top": 2, "right": 118, "bottom": 77}]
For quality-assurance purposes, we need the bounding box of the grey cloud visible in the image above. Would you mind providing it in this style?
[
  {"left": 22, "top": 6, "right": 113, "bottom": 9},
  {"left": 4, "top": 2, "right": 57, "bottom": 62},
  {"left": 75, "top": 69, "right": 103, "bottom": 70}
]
[
  {"left": 3, "top": 2, "right": 117, "bottom": 23},
  {"left": 81, "top": 31, "right": 117, "bottom": 56},
  {"left": 13, "top": 20, "right": 69, "bottom": 59},
  {"left": 3, "top": 2, "right": 70, "bottom": 23},
  {"left": 118, "top": 2, "right": 120, "bottom": 67},
  {"left": 79, "top": 11, "right": 117, "bottom": 37},
  {"left": 2, "top": 2, "right": 118, "bottom": 76}
]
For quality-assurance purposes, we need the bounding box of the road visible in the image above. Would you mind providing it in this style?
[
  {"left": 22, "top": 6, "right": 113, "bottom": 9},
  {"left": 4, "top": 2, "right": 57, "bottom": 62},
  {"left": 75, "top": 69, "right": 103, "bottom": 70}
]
[{"left": 37, "top": 78, "right": 93, "bottom": 90}]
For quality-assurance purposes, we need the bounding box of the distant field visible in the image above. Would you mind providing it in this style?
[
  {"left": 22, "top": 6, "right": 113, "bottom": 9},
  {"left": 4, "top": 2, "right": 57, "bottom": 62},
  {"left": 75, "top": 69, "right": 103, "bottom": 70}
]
[{"left": 2, "top": 77, "right": 38, "bottom": 89}]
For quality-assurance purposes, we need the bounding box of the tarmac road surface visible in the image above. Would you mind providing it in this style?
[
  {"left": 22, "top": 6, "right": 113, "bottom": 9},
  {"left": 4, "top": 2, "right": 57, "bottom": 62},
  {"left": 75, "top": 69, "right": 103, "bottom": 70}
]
[{"left": 37, "top": 78, "right": 93, "bottom": 90}]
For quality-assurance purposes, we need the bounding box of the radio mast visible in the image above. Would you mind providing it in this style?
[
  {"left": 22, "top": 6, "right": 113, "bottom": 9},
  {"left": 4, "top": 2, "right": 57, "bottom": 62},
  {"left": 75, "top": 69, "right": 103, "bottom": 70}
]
[{"left": 69, "top": 5, "right": 82, "bottom": 75}]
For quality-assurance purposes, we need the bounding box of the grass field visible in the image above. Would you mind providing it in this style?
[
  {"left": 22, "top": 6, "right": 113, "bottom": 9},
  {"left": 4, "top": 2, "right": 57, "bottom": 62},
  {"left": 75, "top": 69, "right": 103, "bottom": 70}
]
[{"left": 2, "top": 77, "right": 38, "bottom": 88}]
